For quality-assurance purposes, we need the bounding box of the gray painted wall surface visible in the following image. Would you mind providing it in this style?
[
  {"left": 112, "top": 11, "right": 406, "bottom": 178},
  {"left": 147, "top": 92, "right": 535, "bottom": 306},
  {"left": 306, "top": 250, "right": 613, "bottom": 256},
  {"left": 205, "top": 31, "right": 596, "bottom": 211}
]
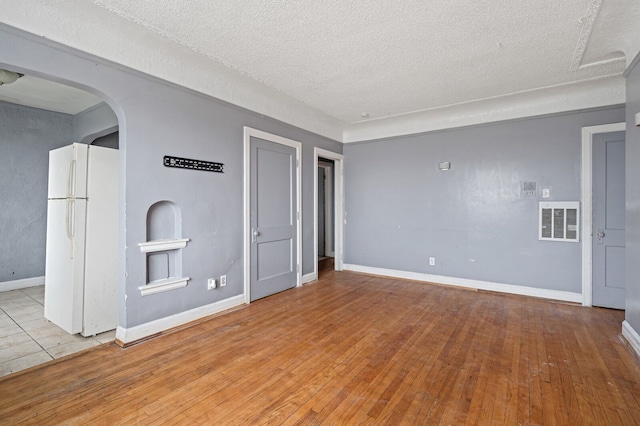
[
  {"left": 0, "top": 24, "right": 342, "bottom": 328},
  {"left": 0, "top": 101, "right": 73, "bottom": 282},
  {"left": 73, "top": 102, "right": 118, "bottom": 144},
  {"left": 91, "top": 131, "right": 119, "bottom": 149},
  {"left": 626, "top": 59, "right": 640, "bottom": 333},
  {"left": 344, "top": 107, "right": 625, "bottom": 293}
]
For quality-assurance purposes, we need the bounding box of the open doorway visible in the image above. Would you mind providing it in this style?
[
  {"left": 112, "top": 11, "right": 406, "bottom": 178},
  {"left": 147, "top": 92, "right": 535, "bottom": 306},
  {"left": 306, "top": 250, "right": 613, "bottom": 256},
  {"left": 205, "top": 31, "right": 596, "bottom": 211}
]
[
  {"left": 0, "top": 71, "right": 120, "bottom": 377},
  {"left": 313, "top": 148, "right": 344, "bottom": 281},
  {"left": 317, "top": 159, "right": 334, "bottom": 274}
]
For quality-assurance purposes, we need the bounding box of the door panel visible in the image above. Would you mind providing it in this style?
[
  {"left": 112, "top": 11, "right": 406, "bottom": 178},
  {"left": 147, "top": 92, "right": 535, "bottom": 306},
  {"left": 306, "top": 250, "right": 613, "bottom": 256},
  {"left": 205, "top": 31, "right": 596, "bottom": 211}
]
[
  {"left": 592, "top": 131, "right": 625, "bottom": 309},
  {"left": 250, "top": 137, "right": 297, "bottom": 301}
]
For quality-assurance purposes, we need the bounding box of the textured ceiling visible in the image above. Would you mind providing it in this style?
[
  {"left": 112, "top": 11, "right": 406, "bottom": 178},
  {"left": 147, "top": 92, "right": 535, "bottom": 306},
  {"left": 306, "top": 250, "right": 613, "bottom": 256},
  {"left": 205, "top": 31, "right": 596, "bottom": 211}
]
[
  {"left": 87, "top": 0, "right": 633, "bottom": 123},
  {"left": 1, "top": 0, "right": 638, "bottom": 140}
]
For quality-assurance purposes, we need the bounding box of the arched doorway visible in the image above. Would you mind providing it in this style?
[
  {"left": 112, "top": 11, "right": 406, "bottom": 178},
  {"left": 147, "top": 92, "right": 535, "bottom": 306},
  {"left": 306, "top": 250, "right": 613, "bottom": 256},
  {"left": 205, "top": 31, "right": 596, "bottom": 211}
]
[{"left": 0, "top": 71, "right": 121, "bottom": 377}]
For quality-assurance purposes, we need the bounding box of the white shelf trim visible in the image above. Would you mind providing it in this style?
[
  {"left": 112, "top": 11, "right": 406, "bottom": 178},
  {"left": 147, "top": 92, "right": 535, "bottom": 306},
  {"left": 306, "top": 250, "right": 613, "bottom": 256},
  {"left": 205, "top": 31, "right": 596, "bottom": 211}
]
[
  {"left": 138, "top": 277, "right": 190, "bottom": 296},
  {"left": 138, "top": 238, "right": 190, "bottom": 253}
]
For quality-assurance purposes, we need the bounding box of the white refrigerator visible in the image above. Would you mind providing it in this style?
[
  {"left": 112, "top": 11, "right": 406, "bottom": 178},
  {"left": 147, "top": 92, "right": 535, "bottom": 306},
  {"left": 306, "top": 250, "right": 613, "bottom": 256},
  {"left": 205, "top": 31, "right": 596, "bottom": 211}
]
[{"left": 44, "top": 143, "right": 119, "bottom": 337}]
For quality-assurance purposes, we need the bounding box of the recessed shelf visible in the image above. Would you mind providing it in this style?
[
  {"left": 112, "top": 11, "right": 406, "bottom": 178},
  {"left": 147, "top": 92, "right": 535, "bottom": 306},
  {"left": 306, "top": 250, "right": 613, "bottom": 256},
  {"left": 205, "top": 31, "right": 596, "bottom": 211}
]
[
  {"left": 138, "top": 238, "right": 190, "bottom": 253},
  {"left": 138, "top": 277, "right": 191, "bottom": 296}
]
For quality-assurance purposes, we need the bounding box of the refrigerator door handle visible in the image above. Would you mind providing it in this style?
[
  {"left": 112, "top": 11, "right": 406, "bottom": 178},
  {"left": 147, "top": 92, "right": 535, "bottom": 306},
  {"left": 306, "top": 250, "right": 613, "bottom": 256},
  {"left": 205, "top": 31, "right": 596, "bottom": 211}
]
[
  {"left": 66, "top": 199, "right": 75, "bottom": 259},
  {"left": 67, "top": 160, "right": 76, "bottom": 198}
]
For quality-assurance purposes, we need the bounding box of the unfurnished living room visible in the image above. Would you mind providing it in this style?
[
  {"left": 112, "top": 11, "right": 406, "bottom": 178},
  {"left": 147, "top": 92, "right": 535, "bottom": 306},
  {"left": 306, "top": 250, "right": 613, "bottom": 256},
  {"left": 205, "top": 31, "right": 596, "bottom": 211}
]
[{"left": 1, "top": 1, "right": 640, "bottom": 424}]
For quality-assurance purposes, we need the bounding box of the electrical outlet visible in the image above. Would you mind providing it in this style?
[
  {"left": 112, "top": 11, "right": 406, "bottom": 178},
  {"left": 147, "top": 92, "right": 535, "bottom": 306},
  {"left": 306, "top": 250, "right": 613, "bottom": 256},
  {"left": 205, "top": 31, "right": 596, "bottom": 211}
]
[
  {"left": 429, "top": 257, "right": 435, "bottom": 266},
  {"left": 220, "top": 275, "right": 227, "bottom": 287},
  {"left": 207, "top": 278, "right": 216, "bottom": 290}
]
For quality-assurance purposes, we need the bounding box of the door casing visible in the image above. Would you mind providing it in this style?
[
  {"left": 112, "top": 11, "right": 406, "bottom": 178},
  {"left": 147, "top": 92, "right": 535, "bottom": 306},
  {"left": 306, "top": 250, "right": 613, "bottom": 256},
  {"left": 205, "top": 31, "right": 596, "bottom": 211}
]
[
  {"left": 243, "top": 127, "right": 302, "bottom": 304},
  {"left": 313, "top": 147, "right": 345, "bottom": 280},
  {"left": 581, "top": 122, "right": 625, "bottom": 307}
]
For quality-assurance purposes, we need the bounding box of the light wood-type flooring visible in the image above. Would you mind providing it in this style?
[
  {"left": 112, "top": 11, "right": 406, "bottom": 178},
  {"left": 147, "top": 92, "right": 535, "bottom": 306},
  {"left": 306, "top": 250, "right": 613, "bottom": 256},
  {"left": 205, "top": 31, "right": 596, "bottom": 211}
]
[{"left": 1, "top": 268, "right": 639, "bottom": 424}]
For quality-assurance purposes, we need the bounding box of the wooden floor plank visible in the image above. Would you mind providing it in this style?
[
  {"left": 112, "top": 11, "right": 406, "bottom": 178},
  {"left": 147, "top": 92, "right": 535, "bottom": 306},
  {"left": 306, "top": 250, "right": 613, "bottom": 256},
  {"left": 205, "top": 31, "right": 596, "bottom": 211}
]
[{"left": 1, "top": 269, "right": 639, "bottom": 425}]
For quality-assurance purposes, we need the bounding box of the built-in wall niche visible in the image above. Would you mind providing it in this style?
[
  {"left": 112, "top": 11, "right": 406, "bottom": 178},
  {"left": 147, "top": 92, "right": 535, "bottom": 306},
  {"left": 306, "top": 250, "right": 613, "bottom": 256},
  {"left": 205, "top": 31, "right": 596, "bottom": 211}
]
[{"left": 138, "top": 200, "right": 190, "bottom": 296}]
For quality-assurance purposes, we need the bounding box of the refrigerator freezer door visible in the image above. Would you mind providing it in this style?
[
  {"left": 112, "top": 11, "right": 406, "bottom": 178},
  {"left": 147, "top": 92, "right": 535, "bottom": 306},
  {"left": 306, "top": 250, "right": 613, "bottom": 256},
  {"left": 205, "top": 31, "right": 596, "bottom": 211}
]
[
  {"left": 82, "top": 145, "right": 119, "bottom": 336},
  {"left": 44, "top": 198, "right": 87, "bottom": 334},
  {"left": 48, "top": 143, "right": 88, "bottom": 199}
]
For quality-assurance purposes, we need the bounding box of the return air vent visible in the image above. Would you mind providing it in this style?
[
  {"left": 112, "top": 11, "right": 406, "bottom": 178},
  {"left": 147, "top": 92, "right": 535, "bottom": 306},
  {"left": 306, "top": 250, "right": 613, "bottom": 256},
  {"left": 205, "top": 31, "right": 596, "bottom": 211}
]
[{"left": 539, "top": 202, "right": 580, "bottom": 242}]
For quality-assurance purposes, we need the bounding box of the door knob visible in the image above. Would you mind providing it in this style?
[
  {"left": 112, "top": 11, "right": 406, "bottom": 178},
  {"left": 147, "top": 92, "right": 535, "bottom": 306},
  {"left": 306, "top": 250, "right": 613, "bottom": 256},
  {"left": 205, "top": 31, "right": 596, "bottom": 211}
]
[
  {"left": 596, "top": 230, "right": 605, "bottom": 238},
  {"left": 251, "top": 228, "right": 260, "bottom": 243},
  {"left": 253, "top": 229, "right": 260, "bottom": 237}
]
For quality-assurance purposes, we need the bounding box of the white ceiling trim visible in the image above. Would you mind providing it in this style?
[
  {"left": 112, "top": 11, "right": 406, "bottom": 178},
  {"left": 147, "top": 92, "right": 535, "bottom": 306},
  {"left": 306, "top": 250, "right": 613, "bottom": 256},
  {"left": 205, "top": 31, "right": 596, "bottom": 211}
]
[
  {"left": 1, "top": 1, "right": 637, "bottom": 144},
  {"left": 344, "top": 75, "right": 625, "bottom": 143}
]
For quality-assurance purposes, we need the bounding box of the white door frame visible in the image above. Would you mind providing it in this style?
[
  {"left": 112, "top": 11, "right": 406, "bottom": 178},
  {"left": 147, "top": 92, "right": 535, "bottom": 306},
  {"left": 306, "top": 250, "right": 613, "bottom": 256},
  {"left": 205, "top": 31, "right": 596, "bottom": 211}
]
[
  {"left": 581, "top": 122, "right": 625, "bottom": 307},
  {"left": 313, "top": 147, "right": 344, "bottom": 280},
  {"left": 317, "top": 161, "right": 334, "bottom": 257},
  {"left": 243, "top": 127, "right": 302, "bottom": 304}
]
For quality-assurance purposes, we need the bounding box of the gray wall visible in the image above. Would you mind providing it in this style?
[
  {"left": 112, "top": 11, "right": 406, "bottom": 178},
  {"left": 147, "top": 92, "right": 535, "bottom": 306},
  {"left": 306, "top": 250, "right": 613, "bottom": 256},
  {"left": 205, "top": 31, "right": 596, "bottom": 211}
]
[
  {"left": 626, "top": 57, "right": 640, "bottom": 333},
  {"left": 0, "top": 101, "right": 73, "bottom": 282},
  {"left": 344, "top": 107, "right": 625, "bottom": 293},
  {"left": 73, "top": 102, "right": 118, "bottom": 144},
  {"left": 91, "top": 131, "right": 119, "bottom": 149},
  {"left": 0, "top": 24, "right": 342, "bottom": 328}
]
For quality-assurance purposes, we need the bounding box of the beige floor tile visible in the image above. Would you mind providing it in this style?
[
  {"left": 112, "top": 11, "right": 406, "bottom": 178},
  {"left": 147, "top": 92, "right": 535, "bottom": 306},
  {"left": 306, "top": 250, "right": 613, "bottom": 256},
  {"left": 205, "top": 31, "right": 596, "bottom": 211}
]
[
  {"left": 0, "top": 322, "right": 23, "bottom": 339},
  {"left": 47, "top": 339, "right": 100, "bottom": 359},
  {"left": 0, "top": 290, "right": 29, "bottom": 302},
  {"left": 0, "top": 299, "right": 41, "bottom": 313},
  {"left": 0, "top": 331, "right": 34, "bottom": 349},
  {"left": 3, "top": 302, "right": 43, "bottom": 316},
  {"left": 6, "top": 308, "right": 45, "bottom": 324},
  {"left": 21, "top": 286, "right": 44, "bottom": 296},
  {"left": 0, "top": 351, "right": 53, "bottom": 378},
  {"left": 38, "top": 331, "right": 88, "bottom": 350},
  {"left": 18, "top": 317, "right": 58, "bottom": 333},
  {"left": 22, "top": 286, "right": 45, "bottom": 305},
  {"left": 0, "top": 314, "right": 16, "bottom": 326},
  {"left": 94, "top": 329, "right": 116, "bottom": 344},
  {"left": 0, "top": 339, "right": 42, "bottom": 363},
  {"left": 24, "top": 322, "right": 69, "bottom": 341},
  {"left": 0, "top": 297, "right": 37, "bottom": 310}
]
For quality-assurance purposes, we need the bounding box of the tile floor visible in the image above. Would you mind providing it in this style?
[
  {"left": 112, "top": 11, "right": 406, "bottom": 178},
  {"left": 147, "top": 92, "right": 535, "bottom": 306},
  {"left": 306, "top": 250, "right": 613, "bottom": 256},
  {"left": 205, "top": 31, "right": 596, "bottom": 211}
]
[{"left": 0, "top": 286, "right": 115, "bottom": 378}]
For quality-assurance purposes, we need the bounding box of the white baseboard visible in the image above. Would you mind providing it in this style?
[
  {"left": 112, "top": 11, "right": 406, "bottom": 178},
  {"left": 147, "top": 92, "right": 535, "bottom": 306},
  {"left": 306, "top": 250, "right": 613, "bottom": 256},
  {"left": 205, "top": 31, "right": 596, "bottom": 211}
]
[
  {"left": 622, "top": 320, "right": 640, "bottom": 359},
  {"left": 116, "top": 295, "right": 245, "bottom": 345},
  {"left": 302, "top": 272, "right": 317, "bottom": 284},
  {"left": 343, "top": 264, "right": 582, "bottom": 303},
  {"left": 0, "top": 276, "right": 45, "bottom": 292}
]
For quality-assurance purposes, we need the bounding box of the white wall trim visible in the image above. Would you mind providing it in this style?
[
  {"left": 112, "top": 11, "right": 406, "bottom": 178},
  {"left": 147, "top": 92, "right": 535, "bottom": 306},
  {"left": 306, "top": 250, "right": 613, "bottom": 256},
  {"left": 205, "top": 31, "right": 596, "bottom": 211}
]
[
  {"left": 0, "top": 276, "right": 45, "bottom": 292},
  {"left": 302, "top": 272, "right": 317, "bottom": 284},
  {"left": 243, "top": 127, "right": 302, "bottom": 304},
  {"left": 622, "top": 320, "right": 640, "bottom": 359},
  {"left": 343, "top": 264, "right": 582, "bottom": 303},
  {"left": 344, "top": 76, "right": 625, "bottom": 143},
  {"left": 313, "top": 148, "right": 345, "bottom": 279},
  {"left": 580, "top": 122, "right": 626, "bottom": 306},
  {"left": 115, "top": 294, "right": 244, "bottom": 345}
]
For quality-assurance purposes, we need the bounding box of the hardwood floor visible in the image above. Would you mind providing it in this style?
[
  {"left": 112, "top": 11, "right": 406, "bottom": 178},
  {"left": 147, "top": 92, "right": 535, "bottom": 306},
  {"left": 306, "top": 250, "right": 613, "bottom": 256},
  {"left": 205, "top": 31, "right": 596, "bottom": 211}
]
[{"left": 1, "top": 270, "right": 639, "bottom": 424}]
